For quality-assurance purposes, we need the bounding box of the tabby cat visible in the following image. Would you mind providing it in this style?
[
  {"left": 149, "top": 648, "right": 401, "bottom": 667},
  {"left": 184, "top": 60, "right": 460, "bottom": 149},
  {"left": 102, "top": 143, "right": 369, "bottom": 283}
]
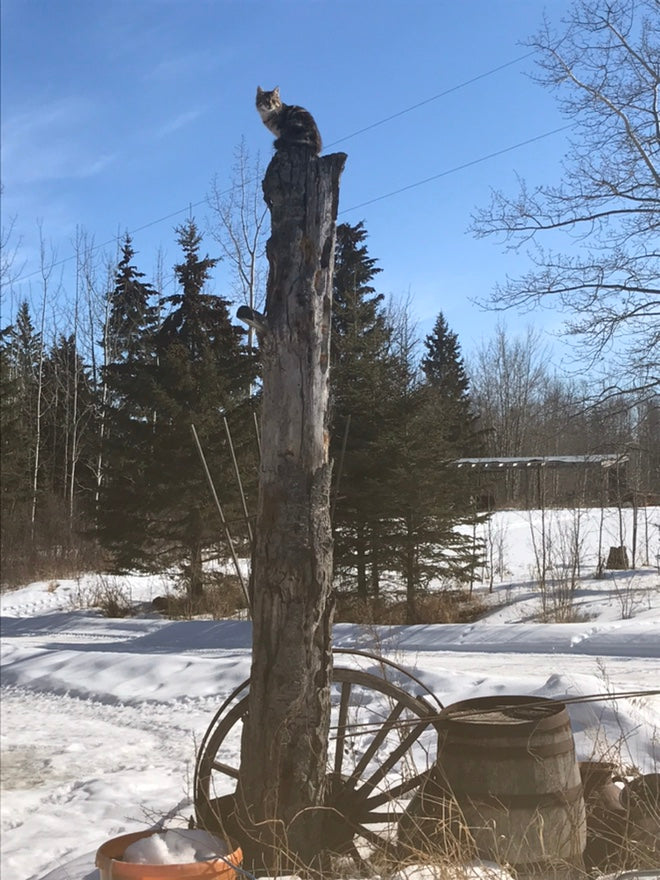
[{"left": 256, "top": 86, "right": 322, "bottom": 155}]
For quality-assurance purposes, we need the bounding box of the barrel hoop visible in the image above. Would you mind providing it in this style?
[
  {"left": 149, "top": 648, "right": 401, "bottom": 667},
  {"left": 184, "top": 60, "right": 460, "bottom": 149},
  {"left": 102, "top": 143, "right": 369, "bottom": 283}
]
[
  {"left": 455, "top": 782, "right": 584, "bottom": 810},
  {"left": 441, "top": 702, "right": 569, "bottom": 733},
  {"left": 440, "top": 736, "right": 576, "bottom": 760}
]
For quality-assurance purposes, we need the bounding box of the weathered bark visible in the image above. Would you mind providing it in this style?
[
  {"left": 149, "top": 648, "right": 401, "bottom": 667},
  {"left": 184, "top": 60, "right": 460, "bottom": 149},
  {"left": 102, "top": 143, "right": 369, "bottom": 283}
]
[{"left": 237, "top": 147, "right": 346, "bottom": 871}]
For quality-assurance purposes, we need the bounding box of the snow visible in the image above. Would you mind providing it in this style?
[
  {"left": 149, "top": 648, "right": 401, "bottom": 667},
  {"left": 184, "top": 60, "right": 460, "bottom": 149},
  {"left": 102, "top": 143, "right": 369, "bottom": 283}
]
[
  {"left": 392, "top": 864, "right": 514, "bottom": 880},
  {"left": 123, "top": 829, "right": 228, "bottom": 864},
  {"left": 1, "top": 507, "right": 659, "bottom": 880}
]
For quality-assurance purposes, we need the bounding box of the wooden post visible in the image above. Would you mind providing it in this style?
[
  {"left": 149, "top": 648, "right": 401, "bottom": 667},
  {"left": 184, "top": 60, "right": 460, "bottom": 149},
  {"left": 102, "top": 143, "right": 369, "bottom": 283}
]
[{"left": 236, "top": 146, "right": 346, "bottom": 870}]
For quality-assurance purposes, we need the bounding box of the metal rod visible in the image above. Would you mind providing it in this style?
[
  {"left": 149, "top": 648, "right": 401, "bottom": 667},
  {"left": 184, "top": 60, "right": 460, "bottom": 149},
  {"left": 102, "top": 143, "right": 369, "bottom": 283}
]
[
  {"left": 327, "top": 687, "right": 660, "bottom": 741},
  {"left": 331, "top": 413, "right": 351, "bottom": 522},
  {"left": 191, "top": 423, "right": 251, "bottom": 615},
  {"left": 223, "top": 415, "right": 254, "bottom": 549},
  {"left": 252, "top": 411, "right": 262, "bottom": 461}
]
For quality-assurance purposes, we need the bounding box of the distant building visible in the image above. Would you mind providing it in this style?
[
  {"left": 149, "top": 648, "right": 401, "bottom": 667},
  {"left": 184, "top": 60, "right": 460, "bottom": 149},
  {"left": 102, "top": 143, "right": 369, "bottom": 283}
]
[{"left": 452, "top": 454, "right": 635, "bottom": 509}]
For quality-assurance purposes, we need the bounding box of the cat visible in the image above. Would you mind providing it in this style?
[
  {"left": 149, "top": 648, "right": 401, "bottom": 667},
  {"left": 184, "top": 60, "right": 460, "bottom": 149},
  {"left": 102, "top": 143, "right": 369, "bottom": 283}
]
[{"left": 256, "top": 86, "right": 322, "bottom": 155}]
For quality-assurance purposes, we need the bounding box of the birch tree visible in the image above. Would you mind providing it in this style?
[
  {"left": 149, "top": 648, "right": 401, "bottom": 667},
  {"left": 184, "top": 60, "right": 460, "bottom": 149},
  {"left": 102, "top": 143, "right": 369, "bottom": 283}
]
[
  {"left": 207, "top": 140, "right": 268, "bottom": 355},
  {"left": 472, "top": 0, "right": 660, "bottom": 394}
]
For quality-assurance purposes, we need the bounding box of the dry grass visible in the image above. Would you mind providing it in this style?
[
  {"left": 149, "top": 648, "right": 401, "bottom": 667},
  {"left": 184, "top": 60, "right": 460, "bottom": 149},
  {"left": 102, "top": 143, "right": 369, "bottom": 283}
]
[
  {"left": 155, "top": 572, "right": 247, "bottom": 620},
  {"left": 360, "top": 763, "right": 658, "bottom": 878},
  {"left": 68, "top": 575, "right": 135, "bottom": 617},
  {"left": 65, "top": 571, "right": 247, "bottom": 620},
  {"left": 334, "top": 591, "right": 487, "bottom": 625}
]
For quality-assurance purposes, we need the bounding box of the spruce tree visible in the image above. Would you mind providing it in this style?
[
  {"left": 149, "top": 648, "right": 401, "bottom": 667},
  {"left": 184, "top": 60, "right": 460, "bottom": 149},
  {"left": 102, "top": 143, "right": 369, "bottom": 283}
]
[
  {"left": 3, "top": 302, "right": 41, "bottom": 483},
  {"left": 98, "top": 235, "right": 160, "bottom": 568},
  {"left": 106, "top": 234, "right": 159, "bottom": 366},
  {"left": 148, "top": 219, "right": 256, "bottom": 597},
  {"left": 384, "top": 311, "right": 483, "bottom": 621},
  {"left": 11, "top": 301, "right": 42, "bottom": 388},
  {"left": 330, "top": 221, "right": 395, "bottom": 599},
  {"left": 0, "top": 318, "right": 34, "bottom": 577},
  {"left": 0, "top": 304, "right": 42, "bottom": 578},
  {"left": 421, "top": 311, "right": 479, "bottom": 450}
]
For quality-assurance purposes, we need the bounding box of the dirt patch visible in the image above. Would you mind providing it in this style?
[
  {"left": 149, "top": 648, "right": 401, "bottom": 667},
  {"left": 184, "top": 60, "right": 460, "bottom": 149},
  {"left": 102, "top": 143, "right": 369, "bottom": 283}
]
[{"left": 0, "top": 746, "right": 65, "bottom": 790}]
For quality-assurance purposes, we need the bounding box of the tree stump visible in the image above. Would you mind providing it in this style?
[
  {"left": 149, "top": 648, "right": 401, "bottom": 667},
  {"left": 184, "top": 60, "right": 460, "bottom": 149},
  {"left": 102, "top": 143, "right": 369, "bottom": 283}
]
[
  {"left": 236, "top": 146, "right": 346, "bottom": 871},
  {"left": 605, "top": 545, "right": 630, "bottom": 570}
]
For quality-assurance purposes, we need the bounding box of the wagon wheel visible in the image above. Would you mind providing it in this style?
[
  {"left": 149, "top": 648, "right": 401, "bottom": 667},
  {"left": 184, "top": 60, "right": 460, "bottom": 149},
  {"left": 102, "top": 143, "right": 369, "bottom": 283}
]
[{"left": 194, "top": 654, "right": 443, "bottom": 868}]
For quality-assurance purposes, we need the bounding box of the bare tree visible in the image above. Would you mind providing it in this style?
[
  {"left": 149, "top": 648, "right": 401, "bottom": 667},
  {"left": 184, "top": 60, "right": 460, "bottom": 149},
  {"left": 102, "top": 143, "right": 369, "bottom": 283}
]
[
  {"left": 470, "top": 324, "right": 549, "bottom": 454},
  {"left": 207, "top": 140, "right": 268, "bottom": 353},
  {"left": 469, "top": 325, "right": 551, "bottom": 503},
  {"left": 30, "top": 223, "right": 57, "bottom": 544},
  {"left": 0, "top": 200, "right": 24, "bottom": 292},
  {"left": 472, "top": 0, "right": 660, "bottom": 394},
  {"left": 93, "top": 256, "right": 116, "bottom": 511},
  {"left": 68, "top": 228, "right": 85, "bottom": 525}
]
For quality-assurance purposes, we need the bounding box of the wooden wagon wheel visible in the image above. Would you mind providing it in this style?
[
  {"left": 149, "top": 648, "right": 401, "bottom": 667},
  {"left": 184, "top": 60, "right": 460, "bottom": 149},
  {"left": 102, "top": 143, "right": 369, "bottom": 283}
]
[{"left": 194, "top": 652, "right": 443, "bottom": 867}]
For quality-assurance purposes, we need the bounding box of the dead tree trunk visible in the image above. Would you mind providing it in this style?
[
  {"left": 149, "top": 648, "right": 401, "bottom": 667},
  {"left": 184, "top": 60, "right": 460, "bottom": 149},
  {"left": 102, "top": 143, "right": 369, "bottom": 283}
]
[{"left": 236, "top": 146, "right": 346, "bottom": 871}]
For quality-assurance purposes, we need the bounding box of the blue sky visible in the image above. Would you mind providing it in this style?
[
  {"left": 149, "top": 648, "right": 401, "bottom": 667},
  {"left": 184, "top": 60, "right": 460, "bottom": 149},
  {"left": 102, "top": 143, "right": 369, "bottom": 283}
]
[{"left": 1, "top": 0, "right": 575, "bottom": 363}]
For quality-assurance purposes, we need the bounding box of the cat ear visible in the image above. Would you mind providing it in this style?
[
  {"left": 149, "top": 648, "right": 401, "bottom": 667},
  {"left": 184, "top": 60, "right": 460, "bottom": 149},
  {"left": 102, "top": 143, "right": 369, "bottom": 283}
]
[
  {"left": 273, "top": 86, "right": 280, "bottom": 97},
  {"left": 256, "top": 86, "right": 263, "bottom": 95}
]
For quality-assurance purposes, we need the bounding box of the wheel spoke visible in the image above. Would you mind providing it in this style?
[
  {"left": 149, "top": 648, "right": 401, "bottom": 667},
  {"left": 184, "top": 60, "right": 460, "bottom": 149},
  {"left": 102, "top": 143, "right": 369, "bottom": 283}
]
[
  {"left": 334, "top": 679, "right": 352, "bottom": 776},
  {"left": 347, "top": 701, "right": 405, "bottom": 785},
  {"left": 210, "top": 760, "right": 240, "bottom": 780},
  {"left": 358, "top": 808, "right": 405, "bottom": 823},
  {"left": 350, "top": 820, "right": 396, "bottom": 852},
  {"left": 361, "top": 768, "right": 433, "bottom": 810},
  {"left": 196, "top": 657, "right": 443, "bottom": 854},
  {"left": 355, "top": 719, "right": 431, "bottom": 796}
]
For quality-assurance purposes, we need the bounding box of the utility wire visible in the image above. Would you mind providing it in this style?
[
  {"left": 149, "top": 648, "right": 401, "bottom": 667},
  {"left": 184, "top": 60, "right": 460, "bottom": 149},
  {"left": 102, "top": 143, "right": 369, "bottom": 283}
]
[
  {"left": 338, "top": 123, "right": 574, "bottom": 215},
  {"left": 326, "top": 52, "right": 535, "bottom": 147},
  {"left": 12, "top": 52, "right": 544, "bottom": 284}
]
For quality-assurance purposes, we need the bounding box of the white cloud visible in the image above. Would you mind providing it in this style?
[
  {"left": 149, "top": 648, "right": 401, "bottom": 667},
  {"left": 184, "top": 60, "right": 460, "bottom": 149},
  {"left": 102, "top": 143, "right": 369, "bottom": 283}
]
[
  {"left": 1, "top": 96, "right": 116, "bottom": 185},
  {"left": 154, "top": 108, "right": 204, "bottom": 139},
  {"left": 144, "top": 49, "right": 221, "bottom": 84}
]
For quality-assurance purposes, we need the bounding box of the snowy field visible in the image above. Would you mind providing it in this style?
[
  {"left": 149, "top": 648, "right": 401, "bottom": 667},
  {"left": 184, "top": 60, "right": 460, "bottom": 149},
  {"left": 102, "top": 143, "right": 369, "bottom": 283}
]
[{"left": 1, "top": 507, "right": 659, "bottom": 880}]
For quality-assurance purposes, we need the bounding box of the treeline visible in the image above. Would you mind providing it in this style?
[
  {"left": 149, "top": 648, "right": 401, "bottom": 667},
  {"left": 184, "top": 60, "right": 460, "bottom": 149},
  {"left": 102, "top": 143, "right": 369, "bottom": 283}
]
[
  {"left": 1, "top": 219, "right": 482, "bottom": 611},
  {"left": 1, "top": 219, "right": 657, "bottom": 606},
  {"left": 468, "top": 326, "right": 659, "bottom": 508}
]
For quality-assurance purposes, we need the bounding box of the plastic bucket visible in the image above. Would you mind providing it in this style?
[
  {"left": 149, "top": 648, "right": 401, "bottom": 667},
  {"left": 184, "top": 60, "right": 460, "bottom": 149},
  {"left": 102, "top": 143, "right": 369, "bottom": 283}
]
[{"left": 95, "top": 829, "right": 242, "bottom": 880}]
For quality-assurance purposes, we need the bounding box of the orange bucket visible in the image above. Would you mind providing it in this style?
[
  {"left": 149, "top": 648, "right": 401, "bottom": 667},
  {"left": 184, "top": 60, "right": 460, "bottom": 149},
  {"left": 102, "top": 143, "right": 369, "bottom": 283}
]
[{"left": 95, "top": 829, "right": 243, "bottom": 880}]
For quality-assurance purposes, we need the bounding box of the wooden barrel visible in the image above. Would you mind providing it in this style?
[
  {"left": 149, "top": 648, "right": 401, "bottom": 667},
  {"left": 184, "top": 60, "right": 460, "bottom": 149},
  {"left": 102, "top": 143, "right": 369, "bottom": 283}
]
[{"left": 430, "top": 696, "right": 586, "bottom": 878}]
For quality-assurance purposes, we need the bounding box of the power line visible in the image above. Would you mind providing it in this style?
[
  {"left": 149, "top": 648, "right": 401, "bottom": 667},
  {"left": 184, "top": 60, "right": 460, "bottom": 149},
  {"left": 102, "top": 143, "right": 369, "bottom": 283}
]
[
  {"left": 12, "top": 52, "right": 543, "bottom": 284},
  {"left": 326, "top": 52, "right": 535, "bottom": 147},
  {"left": 338, "top": 124, "right": 574, "bottom": 215}
]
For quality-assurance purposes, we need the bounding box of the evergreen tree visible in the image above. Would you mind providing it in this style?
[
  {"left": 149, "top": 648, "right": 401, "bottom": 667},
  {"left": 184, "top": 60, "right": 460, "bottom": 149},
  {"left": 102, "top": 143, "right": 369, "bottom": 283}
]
[
  {"left": 0, "top": 321, "right": 33, "bottom": 577},
  {"left": 421, "top": 312, "right": 477, "bottom": 448},
  {"left": 146, "top": 219, "right": 257, "bottom": 596},
  {"left": 0, "top": 304, "right": 42, "bottom": 580},
  {"left": 382, "top": 310, "right": 483, "bottom": 621},
  {"left": 330, "top": 221, "right": 395, "bottom": 598},
  {"left": 106, "top": 234, "right": 159, "bottom": 365},
  {"left": 98, "top": 235, "right": 160, "bottom": 568},
  {"left": 11, "top": 301, "right": 42, "bottom": 389},
  {"left": 330, "top": 235, "right": 484, "bottom": 612},
  {"left": 3, "top": 302, "right": 41, "bottom": 483}
]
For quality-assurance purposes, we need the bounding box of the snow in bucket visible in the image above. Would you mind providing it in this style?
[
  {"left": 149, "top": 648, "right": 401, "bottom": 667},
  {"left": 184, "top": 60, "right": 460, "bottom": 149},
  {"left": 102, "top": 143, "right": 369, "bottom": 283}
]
[
  {"left": 95, "top": 828, "right": 242, "bottom": 880},
  {"left": 123, "top": 829, "right": 229, "bottom": 864}
]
